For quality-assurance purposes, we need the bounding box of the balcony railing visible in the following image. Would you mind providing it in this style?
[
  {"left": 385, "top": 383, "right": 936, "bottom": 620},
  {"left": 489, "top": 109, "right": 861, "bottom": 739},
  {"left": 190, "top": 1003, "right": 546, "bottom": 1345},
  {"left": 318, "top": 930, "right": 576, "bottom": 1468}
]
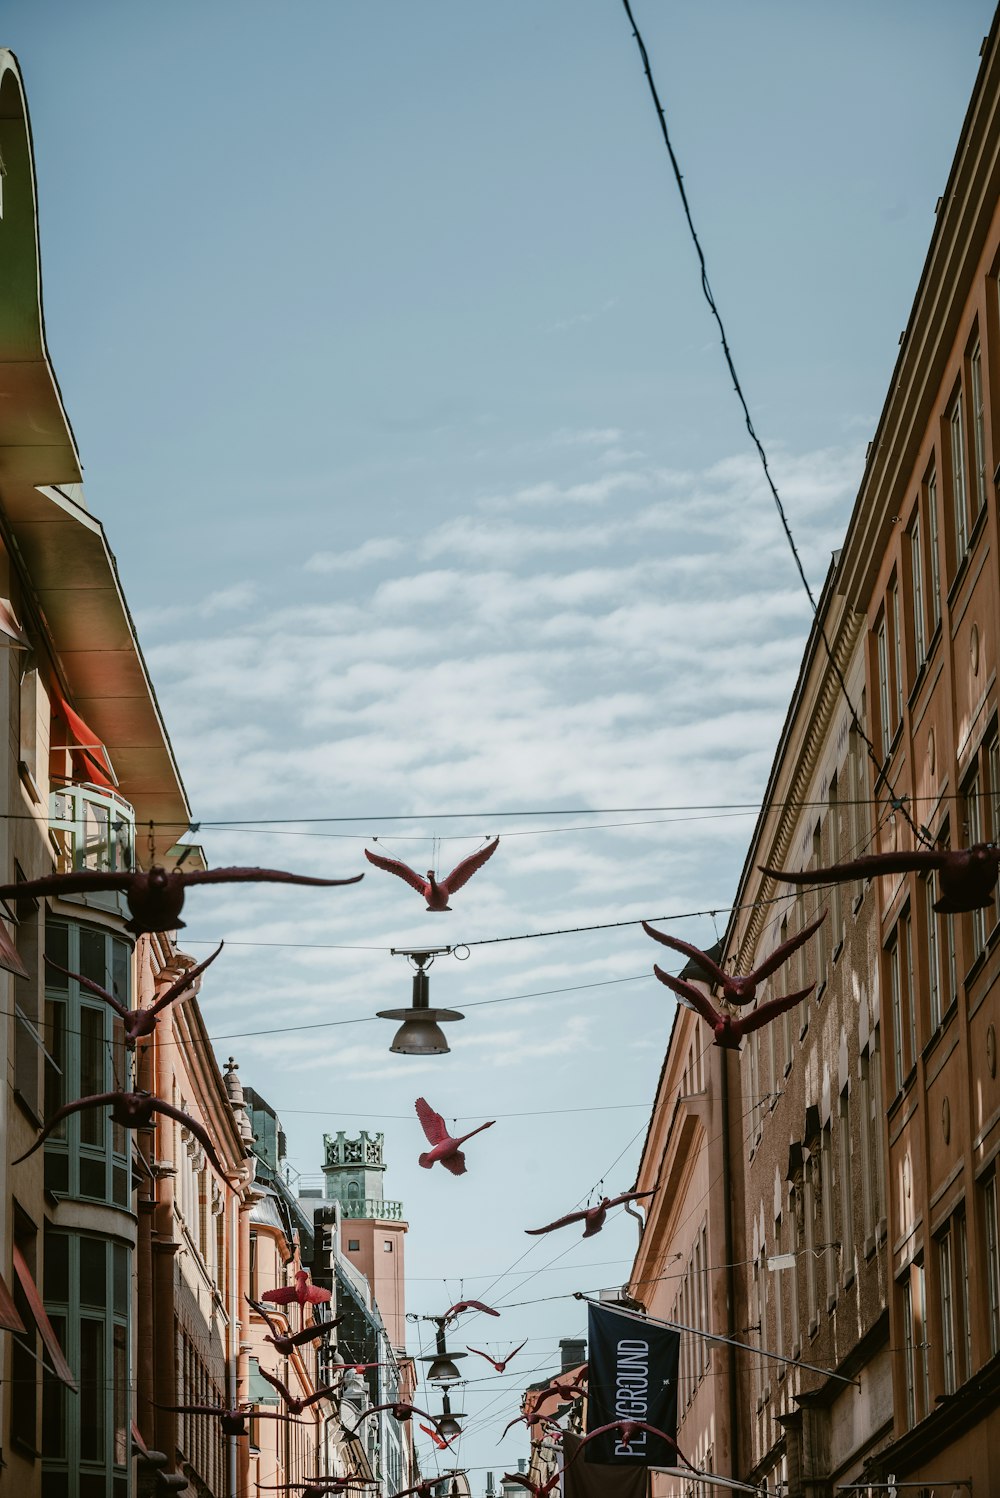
[
  {"left": 343, "top": 1198, "right": 404, "bottom": 1221},
  {"left": 49, "top": 783, "right": 136, "bottom": 875}
]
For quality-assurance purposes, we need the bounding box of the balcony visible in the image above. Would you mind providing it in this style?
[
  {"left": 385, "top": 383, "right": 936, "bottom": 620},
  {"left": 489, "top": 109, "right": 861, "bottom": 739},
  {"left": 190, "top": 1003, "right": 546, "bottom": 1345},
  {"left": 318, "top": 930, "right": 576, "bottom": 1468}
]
[
  {"left": 49, "top": 782, "right": 135, "bottom": 875},
  {"left": 343, "top": 1198, "right": 404, "bottom": 1221}
]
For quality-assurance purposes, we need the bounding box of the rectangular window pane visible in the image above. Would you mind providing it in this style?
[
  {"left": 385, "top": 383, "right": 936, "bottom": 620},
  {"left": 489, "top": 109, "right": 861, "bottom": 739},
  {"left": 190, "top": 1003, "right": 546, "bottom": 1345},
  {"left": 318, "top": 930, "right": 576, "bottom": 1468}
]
[
  {"left": 986, "top": 1173, "right": 1000, "bottom": 1356},
  {"left": 910, "top": 514, "right": 925, "bottom": 668},
  {"left": 44, "top": 1228, "right": 69, "bottom": 1304},
  {"left": 877, "top": 620, "right": 891, "bottom": 758},
  {"left": 79, "top": 1006, "right": 106, "bottom": 1148},
  {"left": 927, "top": 469, "right": 941, "bottom": 627},
  {"left": 952, "top": 395, "right": 968, "bottom": 557},
  {"left": 114, "top": 1322, "right": 128, "bottom": 1465},
  {"left": 79, "top": 1317, "right": 105, "bottom": 1462},
  {"left": 972, "top": 343, "right": 986, "bottom": 515},
  {"left": 113, "top": 1244, "right": 128, "bottom": 1316},
  {"left": 902, "top": 1275, "right": 916, "bottom": 1428},
  {"left": 43, "top": 999, "right": 66, "bottom": 1131},
  {"left": 45, "top": 918, "right": 69, "bottom": 978},
  {"left": 941, "top": 1228, "right": 956, "bottom": 1393},
  {"left": 926, "top": 878, "right": 941, "bottom": 1031},
  {"left": 80, "top": 1238, "right": 106, "bottom": 1309},
  {"left": 42, "top": 1310, "right": 67, "bottom": 1459},
  {"left": 78, "top": 927, "right": 107, "bottom": 987}
]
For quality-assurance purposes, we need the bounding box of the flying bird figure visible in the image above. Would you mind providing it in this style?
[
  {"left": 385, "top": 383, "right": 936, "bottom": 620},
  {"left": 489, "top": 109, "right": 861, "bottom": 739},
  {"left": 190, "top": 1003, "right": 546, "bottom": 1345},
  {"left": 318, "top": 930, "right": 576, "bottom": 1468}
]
[
  {"left": 442, "top": 1298, "right": 501, "bottom": 1325},
  {"left": 415, "top": 1097, "right": 495, "bottom": 1175},
  {"left": 255, "top": 1367, "right": 343, "bottom": 1415},
  {"left": 501, "top": 1400, "right": 580, "bottom": 1440},
  {"left": 653, "top": 965, "right": 812, "bottom": 1050},
  {"left": 257, "top": 1484, "right": 376, "bottom": 1496},
  {"left": 419, "top": 1421, "right": 456, "bottom": 1451},
  {"left": 364, "top": 837, "right": 499, "bottom": 911},
  {"left": 761, "top": 843, "right": 1000, "bottom": 914},
  {"left": 642, "top": 910, "right": 827, "bottom": 1005},
  {"left": 156, "top": 1401, "right": 301, "bottom": 1437},
  {"left": 349, "top": 1401, "right": 443, "bottom": 1434},
  {"left": 245, "top": 1297, "right": 340, "bottom": 1356},
  {"left": 45, "top": 942, "right": 224, "bottom": 1046},
  {"left": 572, "top": 1421, "right": 695, "bottom": 1470},
  {"left": 262, "top": 1269, "right": 333, "bottom": 1331},
  {"left": 14, "top": 1089, "right": 233, "bottom": 1179},
  {"left": 0, "top": 863, "right": 364, "bottom": 935},
  {"left": 466, "top": 1340, "right": 527, "bottom": 1372},
  {"left": 389, "top": 1479, "right": 467, "bottom": 1498},
  {"left": 526, "top": 1190, "right": 655, "bottom": 1238},
  {"left": 501, "top": 1473, "right": 561, "bottom": 1497}
]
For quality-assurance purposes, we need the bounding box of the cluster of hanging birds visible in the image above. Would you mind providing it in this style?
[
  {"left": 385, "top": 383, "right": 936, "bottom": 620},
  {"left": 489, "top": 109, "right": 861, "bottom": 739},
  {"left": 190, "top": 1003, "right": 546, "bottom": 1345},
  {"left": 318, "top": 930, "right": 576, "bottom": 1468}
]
[{"left": 8, "top": 823, "right": 1000, "bottom": 1491}]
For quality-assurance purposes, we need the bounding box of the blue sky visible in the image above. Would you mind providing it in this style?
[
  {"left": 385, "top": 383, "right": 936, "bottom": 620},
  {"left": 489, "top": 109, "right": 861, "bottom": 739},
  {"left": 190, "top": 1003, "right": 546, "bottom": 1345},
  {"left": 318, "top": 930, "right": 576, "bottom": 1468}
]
[{"left": 6, "top": 1, "right": 997, "bottom": 1489}]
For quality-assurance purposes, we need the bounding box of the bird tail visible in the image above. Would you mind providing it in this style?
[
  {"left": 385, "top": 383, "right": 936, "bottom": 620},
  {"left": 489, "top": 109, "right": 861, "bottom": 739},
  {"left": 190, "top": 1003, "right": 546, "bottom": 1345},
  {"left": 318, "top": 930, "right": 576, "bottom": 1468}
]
[{"left": 418, "top": 1152, "right": 434, "bottom": 1169}]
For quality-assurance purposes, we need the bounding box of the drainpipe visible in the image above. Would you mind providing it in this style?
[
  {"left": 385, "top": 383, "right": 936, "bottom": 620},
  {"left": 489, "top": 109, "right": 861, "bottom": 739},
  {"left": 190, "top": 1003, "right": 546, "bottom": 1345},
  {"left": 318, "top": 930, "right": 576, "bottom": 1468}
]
[
  {"left": 229, "top": 1187, "right": 238, "bottom": 1498},
  {"left": 720, "top": 1047, "right": 740, "bottom": 1480}
]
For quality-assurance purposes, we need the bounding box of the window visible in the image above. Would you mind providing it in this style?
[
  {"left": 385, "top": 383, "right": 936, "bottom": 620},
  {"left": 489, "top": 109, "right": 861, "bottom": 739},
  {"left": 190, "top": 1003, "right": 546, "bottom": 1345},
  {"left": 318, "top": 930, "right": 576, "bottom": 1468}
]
[
  {"left": 13, "top": 876, "right": 42, "bottom": 1115},
  {"left": 983, "top": 1169, "right": 1000, "bottom": 1357},
  {"left": 43, "top": 920, "right": 131, "bottom": 1207},
  {"left": 829, "top": 775, "right": 843, "bottom": 953},
  {"left": 939, "top": 1210, "right": 971, "bottom": 1392},
  {"left": 965, "top": 763, "right": 987, "bottom": 956},
  {"left": 348, "top": 1240, "right": 360, "bottom": 1252},
  {"left": 901, "top": 1272, "right": 917, "bottom": 1428},
  {"left": 909, "top": 512, "right": 926, "bottom": 671},
  {"left": 848, "top": 717, "right": 870, "bottom": 901},
  {"left": 891, "top": 581, "right": 904, "bottom": 725},
  {"left": 803, "top": 1151, "right": 818, "bottom": 1330},
  {"left": 971, "top": 342, "right": 987, "bottom": 517},
  {"left": 788, "top": 1184, "right": 801, "bottom": 1354},
  {"left": 860, "top": 1028, "right": 885, "bottom": 1243},
  {"left": 383, "top": 1240, "right": 393, "bottom": 1253},
  {"left": 812, "top": 824, "right": 827, "bottom": 990},
  {"left": 951, "top": 390, "right": 969, "bottom": 560},
  {"left": 820, "top": 1121, "right": 836, "bottom": 1305},
  {"left": 877, "top": 615, "right": 892, "bottom": 760},
  {"left": 924, "top": 876, "right": 942, "bottom": 1032},
  {"left": 887, "top": 910, "right": 916, "bottom": 1093},
  {"left": 926, "top": 467, "right": 942, "bottom": 631},
  {"left": 839, "top": 1087, "right": 854, "bottom": 1275}
]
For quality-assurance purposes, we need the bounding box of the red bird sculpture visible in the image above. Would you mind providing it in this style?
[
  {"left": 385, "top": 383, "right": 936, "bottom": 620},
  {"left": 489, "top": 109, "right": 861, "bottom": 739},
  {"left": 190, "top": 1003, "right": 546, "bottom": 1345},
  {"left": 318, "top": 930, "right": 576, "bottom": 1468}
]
[
  {"left": 262, "top": 1269, "right": 332, "bottom": 1330},
  {"left": 526, "top": 1191, "right": 655, "bottom": 1238},
  {"left": 350, "top": 1401, "right": 442, "bottom": 1433},
  {"left": 501, "top": 1473, "right": 561, "bottom": 1497},
  {"left": 0, "top": 863, "right": 363, "bottom": 935},
  {"left": 466, "top": 1340, "right": 527, "bottom": 1372},
  {"left": 761, "top": 843, "right": 1000, "bottom": 914},
  {"left": 45, "top": 942, "right": 223, "bottom": 1047},
  {"left": 256, "top": 1367, "right": 343, "bottom": 1415},
  {"left": 13, "top": 1089, "right": 233, "bottom": 1180},
  {"left": 501, "top": 1402, "right": 578, "bottom": 1439},
  {"left": 245, "top": 1296, "right": 340, "bottom": 1356},
  {"left": 642, "top": 909, "right": 826, "bottom": 1005},
  {"left": 572, "top": 1420, "right": 695, "bottom": 1470},
  {"left": 442, "top": 1298, "right": 500, "bottom": 1324},
  {"left": 653, "top": 964, "right": 813, "bottom": 1050},
  {"left": 247, "top": 1296, "right": 338, "bottom": 1349},
  {"left": 156, "top": 1401, "right": 300, "bottom": 1437},
  {"left": 364, "top": 837, "right": 499, "bottom": 911},
  {"left": 390, "top": 1480, "right": 467, "bottom": 1498},
  {"left": 415, "top": 1097, "right": 495, "bottom": 1175},
  {"left": 419, "top": 1421, "right": 456, "bottom": 1450}
]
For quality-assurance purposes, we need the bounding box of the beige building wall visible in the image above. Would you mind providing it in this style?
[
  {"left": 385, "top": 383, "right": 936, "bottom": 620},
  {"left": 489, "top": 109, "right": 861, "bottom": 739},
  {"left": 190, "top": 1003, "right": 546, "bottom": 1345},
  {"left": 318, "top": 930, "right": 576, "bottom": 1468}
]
[{"left": 340, "top": 1215, "right": 409, "bottom": 1353}]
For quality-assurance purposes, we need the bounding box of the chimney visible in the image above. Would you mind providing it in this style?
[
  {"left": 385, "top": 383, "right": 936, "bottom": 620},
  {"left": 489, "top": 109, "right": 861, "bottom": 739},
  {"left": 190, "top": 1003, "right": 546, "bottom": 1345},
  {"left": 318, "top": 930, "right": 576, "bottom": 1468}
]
[{"left": 560, "top": 1337, "right": 586, "bottom": 1373}]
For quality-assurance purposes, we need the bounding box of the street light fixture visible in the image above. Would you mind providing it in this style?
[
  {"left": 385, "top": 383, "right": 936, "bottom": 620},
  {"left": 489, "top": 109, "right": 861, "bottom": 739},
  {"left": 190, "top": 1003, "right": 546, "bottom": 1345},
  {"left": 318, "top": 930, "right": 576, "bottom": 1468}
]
[{"left": 377, "top": 948, "right": 464, "bottom": 1055}]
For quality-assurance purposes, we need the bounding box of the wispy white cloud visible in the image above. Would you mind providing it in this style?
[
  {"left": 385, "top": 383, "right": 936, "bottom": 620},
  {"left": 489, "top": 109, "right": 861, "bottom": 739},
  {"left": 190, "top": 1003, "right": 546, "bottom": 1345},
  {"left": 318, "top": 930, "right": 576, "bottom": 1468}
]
[{"left": 304, "top": 537, "right": 405, "bottom": 573}]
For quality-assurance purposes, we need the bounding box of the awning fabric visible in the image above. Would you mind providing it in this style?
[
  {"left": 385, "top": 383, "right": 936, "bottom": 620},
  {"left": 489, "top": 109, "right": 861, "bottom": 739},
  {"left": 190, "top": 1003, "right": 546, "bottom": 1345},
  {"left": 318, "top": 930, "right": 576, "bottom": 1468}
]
[
  {"left": 563, "top": 1433, "right": 646, "bottom": 1497},
  {"left": 0, "top": 918, "right": 29, "bottom": 980},
  {"left": 52, "top": 693, "right": 116, "bottom": 789},
  {"left": 12, "top": 1243, "right": 77, "bottom": 1390},
  {"left": 0, "top": 1266, "right": 26, "bottom": 1334}
]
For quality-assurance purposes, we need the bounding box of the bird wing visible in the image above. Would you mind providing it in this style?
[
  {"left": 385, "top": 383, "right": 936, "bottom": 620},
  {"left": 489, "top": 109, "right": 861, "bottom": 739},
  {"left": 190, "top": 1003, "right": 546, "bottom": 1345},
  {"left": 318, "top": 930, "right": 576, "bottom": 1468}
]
[
  {"left": 641, "top": 922, "right": 727, "bottom": 985},
  {"left": 183, "top": 866, "right": 364, "bottom": 887},
  {"left": 261, "top": 1286, "right": 299, "bottom": 1306},
  {"left": 287, "top": 1317, "right": 340, "bottom": 1347},
  {"left": 760, "top": 850, "right": 945, "bottom": 886},
  {"left": 364, "top": 849, "right": 428, "bottom": 895},
  {"left": 503, "top": 1339, "right": 528, "bottom": 1364},
  {"left": 652, "top": 966, "right": 722, "bottom": 1027},
  {"left": 298, "top": 1385, "right": 343, "bottom": 1410},
  {"left": 414, "top": 1096, "right": 449, "bottom": 1145},
  {"left": 606, "top": 1189, "right": 656, "bottom": 1210},
  {"left": 43, "top": 956, "right": 129, "bottom": 1019},
  {"left": 500, "top": 1414, "right": 528, "bottom": 1438},
  {"left": 738, "top": 985, "right": 814, "bottom": 1036},
  {"left": 442, "top": 836, "right": 499, "bottom": 894},
  {"left": 245, "top": 1295, "right": 282, "bottom": 1334},
  {"left": 13, "top": 1093, "right": 120, "bottom": 1165},
  {"left": 524, "top": 1208, "right": 587, "bottom": 1235},
  {"left": 440, "top": 1149, "right": 467, "bottom": 1176},
  {"left": 257, "top": 1366, "right": 294, "bottom": 1403},
  {"left": 444, "top": 1299, "right": 499, "bottom": 1321},
  {"left": 0, "top": 871, "right": 132, "bottom": 901},
  {"left": 150, "top": 942, "right": 225, "bottom": 1015},
  {"left": 466, "top": 1346, "right": 499, "bottom": 1368},
  {"left": 302, "top": 1283, "right": 332, "bottom": 1305},
  {"left": 152, "top": 1098, "right": 233, "bottom": 1186},
  {"left": 752, "top": 909, "right": 827, "bottom": 982}
]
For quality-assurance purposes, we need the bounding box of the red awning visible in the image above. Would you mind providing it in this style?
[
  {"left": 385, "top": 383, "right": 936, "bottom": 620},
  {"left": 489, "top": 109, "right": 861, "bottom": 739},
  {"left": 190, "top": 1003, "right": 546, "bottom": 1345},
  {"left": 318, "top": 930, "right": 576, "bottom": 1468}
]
[
  {"left": 52, "top": 693, "right": 116, "bottom": 790},
  {"left": 0, "top": 599, "right": 30, "bottom": 649},
  {"left": 12, "top": 1243, "right": 77, "bottom": 1390},
  {"left": 0, "top": 1267, "right": 26, "bottom": 1334},
  {"left": 0, "top": 918, "right": 29, "bottom": 980}
]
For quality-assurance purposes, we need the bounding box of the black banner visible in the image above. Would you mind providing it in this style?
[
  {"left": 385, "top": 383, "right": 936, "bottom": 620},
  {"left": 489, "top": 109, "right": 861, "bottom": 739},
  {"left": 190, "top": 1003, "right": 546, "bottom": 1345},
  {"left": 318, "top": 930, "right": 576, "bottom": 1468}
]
[{"left": 584, "top": 1302, "right": 680, "bottom": 1466}]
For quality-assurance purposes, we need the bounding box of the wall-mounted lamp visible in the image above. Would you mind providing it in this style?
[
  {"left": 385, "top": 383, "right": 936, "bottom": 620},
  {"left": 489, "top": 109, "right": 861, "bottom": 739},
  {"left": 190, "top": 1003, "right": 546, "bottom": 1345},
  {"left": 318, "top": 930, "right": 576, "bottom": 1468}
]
[{"left": 377, "top": 948, "right": 464, "bottom": 1055}]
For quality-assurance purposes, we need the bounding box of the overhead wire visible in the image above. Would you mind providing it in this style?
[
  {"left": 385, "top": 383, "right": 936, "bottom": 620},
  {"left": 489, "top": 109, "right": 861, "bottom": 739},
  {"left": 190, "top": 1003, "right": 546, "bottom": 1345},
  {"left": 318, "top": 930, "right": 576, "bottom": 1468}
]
[{"left": 617, "top": 0, "right": 933, "bottom": 854}]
